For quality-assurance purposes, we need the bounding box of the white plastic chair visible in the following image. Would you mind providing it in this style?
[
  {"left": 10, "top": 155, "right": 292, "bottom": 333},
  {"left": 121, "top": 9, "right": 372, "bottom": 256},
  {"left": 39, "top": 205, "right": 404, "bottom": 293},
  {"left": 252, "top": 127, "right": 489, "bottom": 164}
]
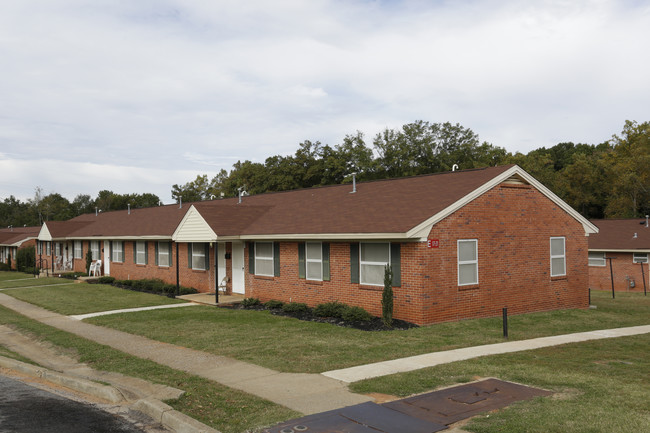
[
  {"left": 218, "top": 276, "right": 229, "bottom": 293},
  {"left": 89, "top": 260, "right": 102, "bottom": 277}
]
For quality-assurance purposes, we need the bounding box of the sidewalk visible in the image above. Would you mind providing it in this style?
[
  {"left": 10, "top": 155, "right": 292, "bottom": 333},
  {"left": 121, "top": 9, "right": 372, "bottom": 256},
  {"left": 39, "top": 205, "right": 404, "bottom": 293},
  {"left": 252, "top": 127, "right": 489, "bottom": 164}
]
[{"left": 1, "top": 291, "right": 649, "bottom": 416}]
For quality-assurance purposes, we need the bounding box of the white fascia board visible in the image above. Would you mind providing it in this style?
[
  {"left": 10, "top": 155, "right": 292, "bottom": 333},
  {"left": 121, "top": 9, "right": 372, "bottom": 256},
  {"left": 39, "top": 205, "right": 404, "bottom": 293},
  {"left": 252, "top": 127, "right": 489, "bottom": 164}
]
[
  {"left": 66, "top": 236, "right": 172, "bottom": 241},
  {"left": 37, "top": 223, "right": 52, "bottom": 241},
  {"left": 406, "top": 165, "right": 599, "bottom": 238},
  {"left": 172, "top": 205, "right": 218, "bottom": 243},
  {"left": 239, "top": 233, "right": 413, "bottom": 241}
]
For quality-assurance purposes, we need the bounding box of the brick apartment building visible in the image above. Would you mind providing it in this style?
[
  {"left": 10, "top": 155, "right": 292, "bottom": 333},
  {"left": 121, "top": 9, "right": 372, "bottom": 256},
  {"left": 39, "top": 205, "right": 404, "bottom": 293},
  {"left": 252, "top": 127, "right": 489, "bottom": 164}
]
[
  {"left": 0, "top": 226, "right": 39, "bottom": 270},
  {"left": 37, "top": 165, "right": 598, "bottom": 325}
]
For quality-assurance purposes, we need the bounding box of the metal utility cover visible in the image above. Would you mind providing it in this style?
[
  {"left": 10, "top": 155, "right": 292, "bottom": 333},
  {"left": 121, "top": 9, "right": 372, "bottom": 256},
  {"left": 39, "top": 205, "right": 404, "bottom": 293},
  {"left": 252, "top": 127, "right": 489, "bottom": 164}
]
[
  {"left": 384, "top": 378, "right": 552, "bottom": 425},
  {"left": 264, "top": 401, "right": 447, "bottom": 433}
]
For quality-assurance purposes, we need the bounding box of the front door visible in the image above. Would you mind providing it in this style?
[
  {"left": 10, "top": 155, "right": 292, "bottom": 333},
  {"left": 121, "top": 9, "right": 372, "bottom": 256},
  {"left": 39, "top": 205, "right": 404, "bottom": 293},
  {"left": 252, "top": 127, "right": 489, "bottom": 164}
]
[
  {"left": 231, "top": 242, "right": 245, "bottom": 294},
  {"left": 103, "top": 241, "right": 110, "bottom": 276}
]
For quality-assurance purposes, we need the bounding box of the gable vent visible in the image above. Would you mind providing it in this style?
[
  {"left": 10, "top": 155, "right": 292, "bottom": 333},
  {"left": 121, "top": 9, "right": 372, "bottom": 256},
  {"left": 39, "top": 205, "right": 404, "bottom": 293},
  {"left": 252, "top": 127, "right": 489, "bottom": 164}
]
[{"left": 502, "top": 174, "right": 529, "bottom": 185}]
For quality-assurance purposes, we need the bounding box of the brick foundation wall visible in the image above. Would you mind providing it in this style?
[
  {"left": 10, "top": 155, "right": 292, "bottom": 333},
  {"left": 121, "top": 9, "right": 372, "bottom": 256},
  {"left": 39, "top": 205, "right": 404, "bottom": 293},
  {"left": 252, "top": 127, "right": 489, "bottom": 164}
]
[
  {"left": 589, "top": 252, "right": 649, "bottom": 292},
  {"left": 245, "top": 182, "right": 590, "bottom": 325}
]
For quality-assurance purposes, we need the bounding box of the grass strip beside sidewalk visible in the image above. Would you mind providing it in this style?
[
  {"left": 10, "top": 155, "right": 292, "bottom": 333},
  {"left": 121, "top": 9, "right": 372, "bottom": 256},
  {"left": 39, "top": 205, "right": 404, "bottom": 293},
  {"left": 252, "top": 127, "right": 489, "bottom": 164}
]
[{"left": 0, "top": 305, "right": 298, "bottom": 433}]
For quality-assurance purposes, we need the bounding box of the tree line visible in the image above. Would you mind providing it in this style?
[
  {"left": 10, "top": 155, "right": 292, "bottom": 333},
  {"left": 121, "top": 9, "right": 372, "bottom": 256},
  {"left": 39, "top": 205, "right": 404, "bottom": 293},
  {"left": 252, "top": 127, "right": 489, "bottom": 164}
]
[{"left": 1, "top": 119, "right": 648, "bottom": 228}]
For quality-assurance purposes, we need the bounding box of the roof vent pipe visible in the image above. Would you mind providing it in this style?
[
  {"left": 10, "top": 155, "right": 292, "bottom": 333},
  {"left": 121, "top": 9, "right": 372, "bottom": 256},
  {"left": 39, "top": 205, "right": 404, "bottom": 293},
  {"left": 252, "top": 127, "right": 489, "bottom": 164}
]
[
  {"left": 350, "top": 173, "right": 357, "bottom": 194},
  {"left": 634, "top": 233, "right": 638, "bottom": 238},
  {"left": 179, "top": 198, "right": 182, "bottom": 209},
  {"left": 95, "top": 207, "right": 98, "bottom": 217},
  {"left": 128, "top": 204, "right": 131, "bottom": 215},
  {"left": 238, "top": 186, "right": 248, "bottom": 204},
  {"left": 452, "top": 164, "right": 459, "bottom": 172},
  {"left": 646, "top": 215, "right": 649, "bottom": 228}
]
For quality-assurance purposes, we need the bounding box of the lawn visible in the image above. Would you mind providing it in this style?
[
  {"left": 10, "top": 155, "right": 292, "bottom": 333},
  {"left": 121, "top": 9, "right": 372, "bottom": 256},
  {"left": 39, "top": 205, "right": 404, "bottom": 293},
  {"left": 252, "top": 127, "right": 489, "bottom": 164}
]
[
  {"left": 0, "top": 305, "right": 298, "bottom": 433},
  {"left": 349, "top": 333, "right": 650, "bottom": 433},
  {"left": 3, "top": 280, "right": 184, "bottom": 315},
  {"left": 86, "top": 290, "right": 650, "bottom": 373}
]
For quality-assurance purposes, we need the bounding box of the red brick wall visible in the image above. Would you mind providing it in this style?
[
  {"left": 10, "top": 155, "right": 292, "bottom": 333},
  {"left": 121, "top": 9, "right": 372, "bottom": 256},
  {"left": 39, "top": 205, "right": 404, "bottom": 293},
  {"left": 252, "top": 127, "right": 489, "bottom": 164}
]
[
  {"left": 589, "top": 252, "right": 649, "bottom": 292},
  {"left": 245, "top": 182, "right": 590, "bottom": 325}
]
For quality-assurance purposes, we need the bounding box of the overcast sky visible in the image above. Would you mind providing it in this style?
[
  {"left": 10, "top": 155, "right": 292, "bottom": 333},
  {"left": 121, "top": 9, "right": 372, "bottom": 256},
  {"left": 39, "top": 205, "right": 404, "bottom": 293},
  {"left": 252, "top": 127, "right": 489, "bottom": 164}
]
[{"left": 1, "top": 0, "right": 648, "bottom": 204}]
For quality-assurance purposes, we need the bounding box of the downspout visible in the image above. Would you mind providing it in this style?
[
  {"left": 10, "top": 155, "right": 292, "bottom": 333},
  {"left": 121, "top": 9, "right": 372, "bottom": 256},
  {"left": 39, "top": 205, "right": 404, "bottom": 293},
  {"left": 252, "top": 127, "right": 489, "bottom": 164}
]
[
  {"left": 214, "top": 243, "right": 219, "bottom": 305},
  {"left": 175, "top": 242, "right": 180, "bottom": 296}
]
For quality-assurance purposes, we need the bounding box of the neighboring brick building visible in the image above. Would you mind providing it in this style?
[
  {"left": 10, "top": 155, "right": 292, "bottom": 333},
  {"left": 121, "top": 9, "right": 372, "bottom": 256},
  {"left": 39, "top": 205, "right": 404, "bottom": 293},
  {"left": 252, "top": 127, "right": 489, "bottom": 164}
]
[
  {"left": 588, "top": 218, "right": 650, "bottom": 293},
  {"left": 0, "top": 226, "right": 39, "bottom": 270},
  {"left": 36, "top": 165, "right": 597, "bottom": 325}
]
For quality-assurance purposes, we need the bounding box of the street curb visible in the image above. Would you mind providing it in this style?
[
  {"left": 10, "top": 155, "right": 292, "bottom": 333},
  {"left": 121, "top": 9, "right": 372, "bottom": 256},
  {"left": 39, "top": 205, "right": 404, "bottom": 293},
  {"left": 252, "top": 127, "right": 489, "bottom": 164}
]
[
  {"left": 0, "top": 355, "right": 221, "bottom": 433},
  {"left": 134, "top": 398, "right": 221, "bottom": 433},
  {"left": 0, "top": 355, "right": 124, "bottom": 403}
]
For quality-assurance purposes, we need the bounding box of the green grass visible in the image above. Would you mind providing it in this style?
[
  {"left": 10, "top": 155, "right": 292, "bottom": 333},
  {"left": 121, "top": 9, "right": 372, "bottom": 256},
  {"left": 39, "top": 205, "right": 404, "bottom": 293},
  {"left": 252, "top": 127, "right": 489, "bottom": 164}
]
[
  {"left": 0, "top": 276, "right": 66, "bottom": 289},
  {"left": 86, "top": 290, "right": 650, "bottom": 373},
  {"left": 349, "top": 334, "right": 650, "bottom": 433},
  {"left": 0, "top": 271, "right": 36, "bottom": 283},
  {"left": 3, "top": 282, "right": 184, "bottom": 315},
  {"left": 0, "top": 305, "right": 298, "bottom": 433}
]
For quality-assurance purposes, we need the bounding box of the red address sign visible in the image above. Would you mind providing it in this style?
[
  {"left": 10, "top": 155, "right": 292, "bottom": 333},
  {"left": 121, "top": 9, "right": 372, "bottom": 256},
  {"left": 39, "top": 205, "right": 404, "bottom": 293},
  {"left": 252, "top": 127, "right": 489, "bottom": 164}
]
[{"left": 427, "top": 239, "right": 439, "bottom": 248}]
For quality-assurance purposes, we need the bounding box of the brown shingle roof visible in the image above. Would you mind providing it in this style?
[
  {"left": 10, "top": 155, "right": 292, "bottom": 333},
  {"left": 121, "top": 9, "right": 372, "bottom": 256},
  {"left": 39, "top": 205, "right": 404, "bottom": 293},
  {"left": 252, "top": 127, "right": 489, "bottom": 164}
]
[
  {"left": 0, "top": 226, "right": 40, "bottom": 246},
  {"left": 589, "top": 219, "right": 650, "bottom": 250}
]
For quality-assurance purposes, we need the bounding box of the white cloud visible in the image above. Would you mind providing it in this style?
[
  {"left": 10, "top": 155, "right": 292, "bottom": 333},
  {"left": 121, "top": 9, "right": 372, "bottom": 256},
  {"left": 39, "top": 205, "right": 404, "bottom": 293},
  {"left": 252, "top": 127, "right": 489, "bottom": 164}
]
[{"left": 1, "top": 0, "right": 648, "bottom": 201}]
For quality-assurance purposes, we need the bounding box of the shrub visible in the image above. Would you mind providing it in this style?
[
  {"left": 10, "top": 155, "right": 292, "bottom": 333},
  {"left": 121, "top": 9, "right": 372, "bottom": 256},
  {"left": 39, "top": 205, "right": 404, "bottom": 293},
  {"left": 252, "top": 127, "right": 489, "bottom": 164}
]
[
  {"left": 282, "top": 302, "right": 310, "bottom": 314},
  {"left": 97, "top": 276, "right": 115, "bottom": 284},
  {"left": 16, "top": 246, "right": 35, "bottom": 272},
  {"left": 178, "top": 286, "right": 198, "bottom": 296},
  {"left": 61, "top": 272, "right": 85, "bottom": 280},
  {"left": 118, "top": 279, "right": 133, "bottom": 287},
  {"left": 241, "top": 297, "right": 261, "bottom": 308},
  {"left": 85, "top": 250, "right": 92, "bottom": 274},
  {"left": 382, "top": 265, "right": 394, "bottom": 328},
  {"left": 341, "top": 305, "right": 372, "bottom": 323},
  {"left": 0, "top": 263, "right": 10, "bottom": 271},
  {"left": 264, "top": 299, "right": 284, "bottom": 309},
  {"left": 314, "top": 301, "right": 347, "bottom": 318}
]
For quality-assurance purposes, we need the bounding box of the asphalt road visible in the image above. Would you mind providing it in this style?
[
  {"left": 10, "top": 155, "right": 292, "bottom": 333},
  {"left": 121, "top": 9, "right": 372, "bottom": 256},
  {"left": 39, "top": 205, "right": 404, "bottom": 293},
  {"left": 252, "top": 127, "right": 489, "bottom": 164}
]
[{"left": 0, "top": 374, "right": 164, "bottom": 433}]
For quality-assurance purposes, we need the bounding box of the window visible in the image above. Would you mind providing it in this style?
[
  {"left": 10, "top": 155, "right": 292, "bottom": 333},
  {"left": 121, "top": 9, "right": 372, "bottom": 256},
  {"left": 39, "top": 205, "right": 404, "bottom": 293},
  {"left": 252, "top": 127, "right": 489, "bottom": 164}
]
[
  {"left": 360, "top": 243, "right": 390, "bottom": 286},
  {"left": 74, "top": 241, "right": 82, "bottom": 259},
  {"left": 157, "top": 242, "right": 170, "bottom": 267},
  {"left": 255, "top": 242, "right": 274, "bottom": 276},
  {"left": 550, "top": 237, "right": 566, "bottom": 277},
  {"left": 588, "top": 252, "right": 606, "bottom": 267},
  {"left": 633, "top": 253, "right": 648, "bottom": 264},
  {"left": 458, "top": 239, "right": 478, "bottom": 286},
  {"left": 306, "top": 242, "right": 323, "bottom": 281},
  {"left": 46, "top": 242, "right": 51, "bottom": 256},
  {"left": 55, "top": 243, "right": 61, "bottom": 256},
  {"left": 191, "top": 243, "right": 207, "bottom": 270},
  {"left": 112, "top": 241, "right": 124, "bottom": 263},
  {"left": 91, "top": 241, "right": 100, "bottom": 260},
  {"left": 135, "top": 241, "right": 147, "bottom": 265}
]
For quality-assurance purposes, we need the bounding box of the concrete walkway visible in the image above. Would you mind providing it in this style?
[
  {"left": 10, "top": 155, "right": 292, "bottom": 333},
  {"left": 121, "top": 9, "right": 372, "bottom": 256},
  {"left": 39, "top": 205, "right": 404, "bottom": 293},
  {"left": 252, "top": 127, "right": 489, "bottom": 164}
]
[
  {"left": 69, "top": 303, "right": 198, "bottom": 320},
  {"left": 0, "top": 293, "right": 371, "bottom": 415},
  {"left": 322, "top": 324, "right": 650, "bottom": 382}
]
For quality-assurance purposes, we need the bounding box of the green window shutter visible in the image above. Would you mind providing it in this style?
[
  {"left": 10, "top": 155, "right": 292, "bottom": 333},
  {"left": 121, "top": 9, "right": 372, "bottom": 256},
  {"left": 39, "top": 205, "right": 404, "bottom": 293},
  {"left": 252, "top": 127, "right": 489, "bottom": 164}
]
[
  {"left": 323, "top": 242, "right": 330, "bottom": 281},
  {"left": 109, "top": 241, "right": 113, "bottom": 261},
  {"left": 133, "top": 242, "right": 137, "bottom": 264},
  {"left": 298, "top": 243, "right": 306, "bottom": 279},
  {"left": 155, "top": 243, "right": 159, "bottom": 266},
  {"left": 350, "top": 243, "right": 359, "bottom": 284},
  {"left": 273, "top": 242, "right": 281, "bottom": 277},
  {"left": 188, "top": 243, "right": 192, "bottom": 269},
  {"left": 391, "top": 242, "right": 401, "bottom": 286},
  {"left": 144, "top": 241, "right": 148, "bottom": 265},
  {"left": 169, "top": 242, "right": 173, "bottom": 265},
  {"left": 205, "top": 243, "right": 210, "bottom": 270},
  {"left": 248, "top": 242, "right": 255, "bottom": 274}
]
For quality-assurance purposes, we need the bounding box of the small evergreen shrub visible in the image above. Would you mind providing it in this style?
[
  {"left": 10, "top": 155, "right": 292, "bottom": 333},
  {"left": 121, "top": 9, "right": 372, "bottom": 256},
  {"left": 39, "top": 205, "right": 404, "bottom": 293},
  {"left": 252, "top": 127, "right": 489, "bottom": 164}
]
[
  {"left": 85, "top": 250, "right": 92, "bottom": 274},
  {"left": 341, "top": 305, "right": 372, "bottom": 323},
  {"left": 282, "top": 302, "right": 310, "bottom": 314},
  {"left": 382, "top": 265, "right": 394, "bottom": 328},
  {"left": 61, "top": 272, "right": 85, "bottom": 280},
  {"left": 177, "top": 286, "right": 198, "bottom": 296},
  {"left": 16, "top": 246, "right": 35, "bottom": 272},
  {"left": 241, "top": 297, "right": 261, "bottom": 308},
  {"left": 97, "top": 276, "right": 115, "bottom": 284},
  {"left": 264, "top": 299, "right": 284, "bottom": 309},
  {"left": 314, "top": 301, "right": 347, "bottom": 318},
  {"left": 0, "top": 263, "right": 10, "bottom": 271},
  {"left": 118, "top": 279, "right": 133, "bottom": 287}
]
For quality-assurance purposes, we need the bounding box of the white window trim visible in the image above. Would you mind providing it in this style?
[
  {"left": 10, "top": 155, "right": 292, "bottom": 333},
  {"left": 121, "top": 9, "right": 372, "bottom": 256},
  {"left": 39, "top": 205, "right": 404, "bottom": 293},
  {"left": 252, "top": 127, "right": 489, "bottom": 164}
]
[
  {"left": 136, "top": 241, "right": 146, "bottom": 265},
  {"left": 255, "top": 242, "right": 274, "bottom": 277},
  {"left": 46, "top": 242, "right": 51, "bottom": 256},
  {"left": 191, "top": 243, "right": 207, "bottom": 271},
  {"left": 633, "top": 253, "right": 648, "bottom": 264},
  {"left": 588, "top": 252, "right": 606, "bottom": 267},
  {"left": 113, "top": 241, "right": 124, "bottom": 263},
  {"left": 158, "top": 242, "right": 170, "bottom": 267},
  {"left": 550, "top": 237, "right": 566, "bottom": 277},
  {"left": 74, "top": 241, "right": 82, "bottom": 259},
  {"left": 457, "top": 239, "right": 478, "bottom": 286},
  {"left": 360, "top": 242, "right": 390, "bottom": 286},
  {"left": 306, "top": 242, "right": 323, "bottom": 281}
]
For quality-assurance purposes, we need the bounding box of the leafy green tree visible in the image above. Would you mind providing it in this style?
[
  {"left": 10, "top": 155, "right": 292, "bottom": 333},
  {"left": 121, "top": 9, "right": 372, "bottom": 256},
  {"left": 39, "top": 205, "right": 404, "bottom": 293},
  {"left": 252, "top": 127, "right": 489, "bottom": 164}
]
[{"left": 382, "top": 265, "right": 394, "bottom": 328}]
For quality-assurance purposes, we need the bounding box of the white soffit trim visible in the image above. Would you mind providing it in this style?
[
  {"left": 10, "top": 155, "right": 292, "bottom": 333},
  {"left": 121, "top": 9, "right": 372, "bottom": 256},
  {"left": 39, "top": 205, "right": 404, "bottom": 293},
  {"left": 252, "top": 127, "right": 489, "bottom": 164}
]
[
  {"left": 37, "top": 223, "right": 52, "bottom": 241},
  {"left": 172, "top": 205, "right": 218, "bottom": 242},
  {"left": 239, "top": 233, "right": 413, "bottom": 241},
  {"left": 589, "top": 248, "right": 650, "bottom": 253},
  {"left": 406, "top": 165, "right": 599, "bottom": 238}
]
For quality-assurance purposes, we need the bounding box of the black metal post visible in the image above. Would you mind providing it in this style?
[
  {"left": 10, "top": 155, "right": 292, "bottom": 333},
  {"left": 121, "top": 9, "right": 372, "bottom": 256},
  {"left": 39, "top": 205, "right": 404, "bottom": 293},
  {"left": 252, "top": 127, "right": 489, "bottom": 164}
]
[
  {"left": 175, "top": 242, "right": 180, "bottom": 296},
  {"left": 502, "top": 307, "right": 508, "bottom": 338},
  {"left": 607, "top": 257, "right": 615, "bottom": 299},
  {"left": 588, "top": 288, "right": 591, "bottom": 306},
  {"left": 640, "top": 262, "right": 647, "bottom": 296}
]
